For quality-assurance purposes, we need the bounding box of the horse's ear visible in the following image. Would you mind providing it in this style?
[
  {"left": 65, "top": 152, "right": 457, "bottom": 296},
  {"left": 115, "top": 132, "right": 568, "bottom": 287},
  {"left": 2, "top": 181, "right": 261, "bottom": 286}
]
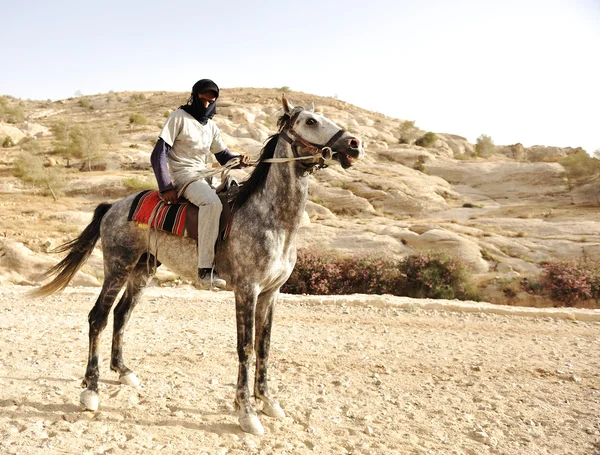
[
  {"left": 282, "top": 94, "right": 294, "bottom": 115},
  {"left": 307, "top": 102, "right": 314, "bottom": 112}
]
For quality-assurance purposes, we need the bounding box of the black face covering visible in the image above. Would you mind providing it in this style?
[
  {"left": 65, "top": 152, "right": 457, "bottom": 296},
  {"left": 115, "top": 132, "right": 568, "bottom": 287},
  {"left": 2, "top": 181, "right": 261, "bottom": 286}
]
[{"left": 180, "top": 79, "right": 219, "bottom": 125}]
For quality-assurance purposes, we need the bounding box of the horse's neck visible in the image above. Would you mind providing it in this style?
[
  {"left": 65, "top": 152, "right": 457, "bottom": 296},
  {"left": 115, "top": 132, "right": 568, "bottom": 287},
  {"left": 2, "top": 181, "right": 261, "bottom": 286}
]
[{"left": 256, "top": 139, "right": 309, "bottom": 231}]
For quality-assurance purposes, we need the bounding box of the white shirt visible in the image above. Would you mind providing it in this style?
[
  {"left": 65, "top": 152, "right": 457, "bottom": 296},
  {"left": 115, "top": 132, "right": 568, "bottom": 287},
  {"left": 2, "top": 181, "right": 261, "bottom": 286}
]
[{"left": 159, "top": 109, "right": 227, "bottom": 180}]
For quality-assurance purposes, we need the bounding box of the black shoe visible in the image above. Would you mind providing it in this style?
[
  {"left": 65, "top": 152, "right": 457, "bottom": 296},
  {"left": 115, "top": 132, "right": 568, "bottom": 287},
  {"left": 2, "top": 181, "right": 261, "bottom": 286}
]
[{"left": 197, "top": 268, "right": 226, "bottom": 289}]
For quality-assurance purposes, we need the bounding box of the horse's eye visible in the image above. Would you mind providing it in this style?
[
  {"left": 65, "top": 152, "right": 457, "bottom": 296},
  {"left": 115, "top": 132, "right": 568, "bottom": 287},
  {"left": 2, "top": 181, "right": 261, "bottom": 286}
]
[{"left": 306, "top": 118, "right": 317, "bottom": 126}]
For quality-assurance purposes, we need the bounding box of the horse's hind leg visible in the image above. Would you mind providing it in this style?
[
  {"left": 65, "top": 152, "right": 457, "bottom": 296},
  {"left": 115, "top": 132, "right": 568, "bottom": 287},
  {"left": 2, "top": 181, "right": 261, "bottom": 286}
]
[
  {"left": 80, "top": 268, "right": 132, "bottom": 411},
  {"left": 110, "top": 254, "right": 157, "bottom": 386},
  {"left": 254, "top": 289, "right": 285, "bottom": 419}
]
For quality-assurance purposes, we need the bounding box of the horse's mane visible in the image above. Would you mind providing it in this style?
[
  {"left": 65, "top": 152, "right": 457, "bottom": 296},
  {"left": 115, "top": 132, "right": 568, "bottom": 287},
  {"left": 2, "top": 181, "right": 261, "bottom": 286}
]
[{"left": 233, "top": 112, "right": 292, "bottom": 208}]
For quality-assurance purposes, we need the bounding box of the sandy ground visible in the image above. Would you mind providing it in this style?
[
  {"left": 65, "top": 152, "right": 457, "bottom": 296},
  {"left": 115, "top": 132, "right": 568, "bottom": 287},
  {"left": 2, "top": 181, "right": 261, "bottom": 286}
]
[{"left": 0, "top": 285, "right": 599, "bottom": 455}]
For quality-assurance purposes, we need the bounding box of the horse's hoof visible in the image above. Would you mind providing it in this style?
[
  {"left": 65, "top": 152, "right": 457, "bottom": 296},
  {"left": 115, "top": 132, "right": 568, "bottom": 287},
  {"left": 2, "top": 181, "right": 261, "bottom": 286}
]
[
  {"left": 262, "top": 401, "right": 285, "bottom": 418},
  {"left": 119, "top": 372, "right": 140, "bottom": 387},
  {"left": 80, "top": 389, "right": 99, "bottom": 411},
  {"left": 239, "top": 414, "right": 265, "bottom": 435}
]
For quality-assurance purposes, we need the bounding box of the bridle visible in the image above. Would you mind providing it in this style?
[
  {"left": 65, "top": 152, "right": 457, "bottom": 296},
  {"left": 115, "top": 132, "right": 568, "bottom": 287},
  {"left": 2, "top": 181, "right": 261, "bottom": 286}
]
[{"left": 276, "top": 108, "right": 347, "bottom": 169}]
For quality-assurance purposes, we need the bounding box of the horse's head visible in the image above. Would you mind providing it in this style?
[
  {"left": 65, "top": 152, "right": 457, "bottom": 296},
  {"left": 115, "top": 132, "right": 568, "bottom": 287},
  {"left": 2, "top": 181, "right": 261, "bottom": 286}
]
[{"left": 281, "top": 95, "right": 364, "bottom": 169}]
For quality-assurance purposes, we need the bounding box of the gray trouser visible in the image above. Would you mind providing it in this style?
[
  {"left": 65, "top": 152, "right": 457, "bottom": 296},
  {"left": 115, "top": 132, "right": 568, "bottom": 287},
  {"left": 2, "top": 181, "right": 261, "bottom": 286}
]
[{"left": 173, "top": 177, "right": 222, "bottom": 269}]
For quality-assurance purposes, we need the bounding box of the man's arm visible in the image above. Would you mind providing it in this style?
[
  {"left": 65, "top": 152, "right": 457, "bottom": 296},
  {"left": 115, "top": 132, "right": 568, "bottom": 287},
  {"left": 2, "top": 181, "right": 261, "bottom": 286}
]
[
  {"left": 214, "top": 148, "right": 242, "bottom": 167},
  {"left": 150, "top": 138, "right": 175, "bottom": 193}
]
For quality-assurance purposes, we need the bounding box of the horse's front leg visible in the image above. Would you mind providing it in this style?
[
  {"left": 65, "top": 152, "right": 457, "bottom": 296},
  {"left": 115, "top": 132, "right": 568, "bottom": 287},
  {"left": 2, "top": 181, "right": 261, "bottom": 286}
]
[
  {"left": 234, "top": 286, "right": 264, "bottom": 435},
  {"left": 255, "top": 289, "right": 285, "bottom": 419}
]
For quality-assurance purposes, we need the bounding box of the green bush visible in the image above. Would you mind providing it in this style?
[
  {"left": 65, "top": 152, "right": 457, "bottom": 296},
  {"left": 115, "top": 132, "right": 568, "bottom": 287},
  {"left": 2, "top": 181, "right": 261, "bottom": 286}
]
[
  {"left": 129, "top": 113, "right": 149, "bottom": 125},
  {"left": 282, "top": 248, "right": 478, "bottom": 300},
  {"left": 401, "top": 252, "right": 478, "bottom": 300},
  {"left": 415, "top": 132, "right": 437, "bottom": 148}
]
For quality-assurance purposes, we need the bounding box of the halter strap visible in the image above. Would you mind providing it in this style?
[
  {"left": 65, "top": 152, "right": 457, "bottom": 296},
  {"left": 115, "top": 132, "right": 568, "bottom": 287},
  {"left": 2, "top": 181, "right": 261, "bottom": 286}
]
[{"left": 284, "top": 108, "right": 347, "bottom": 154}]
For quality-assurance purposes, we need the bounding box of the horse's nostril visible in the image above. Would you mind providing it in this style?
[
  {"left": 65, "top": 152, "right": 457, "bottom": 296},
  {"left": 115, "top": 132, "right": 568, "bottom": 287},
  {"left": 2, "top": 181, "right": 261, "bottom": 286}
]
[{"left": 349, "top": 138, "right": 360, "bottom": 149}]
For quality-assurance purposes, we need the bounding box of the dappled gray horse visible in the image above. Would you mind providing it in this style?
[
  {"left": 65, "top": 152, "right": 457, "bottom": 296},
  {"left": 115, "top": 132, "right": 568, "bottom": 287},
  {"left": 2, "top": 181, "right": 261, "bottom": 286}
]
[{"left": 33, "top": 95, "right": 364, "bottom": 435}]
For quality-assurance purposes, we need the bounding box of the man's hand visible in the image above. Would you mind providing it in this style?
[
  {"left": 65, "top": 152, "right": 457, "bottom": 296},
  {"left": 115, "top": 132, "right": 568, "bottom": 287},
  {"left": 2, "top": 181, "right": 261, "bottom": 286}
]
[
  {"left": 161, "top": 189, "right": 178, "bottom": 205},
  {"left": 239, "top": 154, "right": 251, "bottom": 167}
]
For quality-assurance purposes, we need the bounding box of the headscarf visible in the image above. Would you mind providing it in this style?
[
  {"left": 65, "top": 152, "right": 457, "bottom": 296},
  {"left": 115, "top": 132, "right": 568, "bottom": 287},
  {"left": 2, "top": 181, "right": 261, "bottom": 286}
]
[{"left": 180, "top": 79, "right": 219, "bottom": 125}]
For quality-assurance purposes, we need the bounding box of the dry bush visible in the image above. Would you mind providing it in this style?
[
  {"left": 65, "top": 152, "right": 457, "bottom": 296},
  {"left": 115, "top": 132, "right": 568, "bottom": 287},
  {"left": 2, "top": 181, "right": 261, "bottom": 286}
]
[{"left": 13, "top": 152, "right": 66, "bottom": 200}]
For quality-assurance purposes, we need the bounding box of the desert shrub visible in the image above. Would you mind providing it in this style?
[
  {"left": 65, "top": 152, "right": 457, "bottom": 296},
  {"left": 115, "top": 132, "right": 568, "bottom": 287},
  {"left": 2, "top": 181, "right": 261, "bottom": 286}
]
[
  {"left": 282, "top": 248, "right": 477, "bottom": 300},
  {"left": 2, "top": 136, "right": 15, "bottom": 148},
  {"left": 130, "top": 93, "right": 147, "bottom": 102},
  {"left": 415, "top": 132, "right": 437, "bottom": 148},
  {"left": 542, "top": 259, "right": 600, "bottom": 306},
  {"left": 129, "top": 113, "right": 149, "bottom": 125},
  {"left": 413, "top": 156, "right": 427, "bottom": 173},
  {"left": 398, "top": 120, "right": 418, "bottom": 144},
  {"left": 281, "top": 247, "right": 403, "bottom": 295},
  {"left": 475, "top": 134, "right": 495, "bottom": 157},
  {"left": 401, "top": 252, "right": 478, "bottom": 300},
  {"left": 0, "top": 96, "right": 25, "bottom": 123},
  {"left": 560, "top": 149, "right": 600, "bottom": 184},
  {"left": 21, "top": 138, "right": 41, "bottom": 153},
  {"left": 280, "top": 86, "right": 291, "bottom": 93},
  {"left": 78, "top": 97, "right": 93, "bottom": 109},
  {"left": 101, "top": 127, "right": 119, "bottom": 150},
  {"left": 13, "top": 152, "right": 66, "bottom": 200},
  {"left": 70, "top": 125, "right": 104, "bottom": 171},
  {"left": 122, "top": 175, "right": 158, "bottom": 191}
]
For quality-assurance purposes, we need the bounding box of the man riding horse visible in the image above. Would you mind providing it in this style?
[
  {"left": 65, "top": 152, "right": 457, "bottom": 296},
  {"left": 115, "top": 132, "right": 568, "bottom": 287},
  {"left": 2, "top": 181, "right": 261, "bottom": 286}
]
[{"left": 151, "top": 79, "right": 249, "bottom": 289}]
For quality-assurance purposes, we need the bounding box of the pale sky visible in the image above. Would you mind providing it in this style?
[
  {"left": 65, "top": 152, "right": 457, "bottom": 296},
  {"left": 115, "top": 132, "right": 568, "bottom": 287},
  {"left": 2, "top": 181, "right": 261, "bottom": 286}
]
[{"left": 2, "top": 0, "right": 599, "bottom": 152}]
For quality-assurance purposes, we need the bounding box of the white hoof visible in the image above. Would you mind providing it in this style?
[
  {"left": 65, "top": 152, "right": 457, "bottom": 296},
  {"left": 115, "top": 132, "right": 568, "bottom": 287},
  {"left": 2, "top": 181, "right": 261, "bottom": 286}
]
[
  {"left": 239, "top": 414, "right": 265, "bottom": 435},
  {"left": 262, "top": 401, "right": 285, "bottom": 418},
  {"left": 80, "top": 389, "right": 99, "bottom": 411},
  {"left": 119, "top": 372, "right": 140, "bottom": 386}
]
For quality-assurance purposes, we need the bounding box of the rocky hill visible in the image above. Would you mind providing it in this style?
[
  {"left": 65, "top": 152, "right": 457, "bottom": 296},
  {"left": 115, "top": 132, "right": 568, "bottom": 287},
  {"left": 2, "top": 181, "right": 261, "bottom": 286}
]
[{"left": 0, "top": 88, "right": 598, "bottom": 305}]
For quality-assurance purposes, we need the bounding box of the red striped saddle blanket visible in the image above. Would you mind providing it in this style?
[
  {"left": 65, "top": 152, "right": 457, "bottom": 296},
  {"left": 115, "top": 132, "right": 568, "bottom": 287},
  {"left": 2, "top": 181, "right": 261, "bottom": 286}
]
[{"left": 127, "top": 190, "right": 234, "bottom": 241}]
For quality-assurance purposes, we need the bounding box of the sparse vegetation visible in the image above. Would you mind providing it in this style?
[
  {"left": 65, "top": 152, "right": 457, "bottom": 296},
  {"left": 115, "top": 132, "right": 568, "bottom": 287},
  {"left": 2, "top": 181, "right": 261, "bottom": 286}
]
[
  {"left": 0, "top": 96, "right": 26, "bottom": 123},
  {"left": 2, "top": 136, "right": 15, "bottom": 148},
  {"left": 129, "top": 113, "right": 149, "bottom": 125},
  {"left": 329, "top": 180, "right": 350, "bottom": 189},
  {"left": 560, "top": 149, "right": 600, "bottom": 188},
  {"left": 413, "top": 156, "right": 428, "bottom": 173},
  {"left": 13, "top": 152, "right": 65, "bottom": 200},
  {"left": 415, "top": 132, "right": 437, "bottom": 148},
  {"left": 475, "top": 134, "right": 495, "bottom": 158},
  {"left": 71, "top": 125, "right": 103, "bottom": 171},
  {"left": 78, "top": 97, "right": 93, "bottom": 109},
  {"left": 52, "top": 122, "right": 111, "bottom": 170},
  {"left": 130, "top": 93, "right": 147, "bottom": 103},
  {"left": 122, "top": 175, "right": 158, "bottom": 191},
  {"left": 398, "top": 120, "right": 418, "bottom": 144}
]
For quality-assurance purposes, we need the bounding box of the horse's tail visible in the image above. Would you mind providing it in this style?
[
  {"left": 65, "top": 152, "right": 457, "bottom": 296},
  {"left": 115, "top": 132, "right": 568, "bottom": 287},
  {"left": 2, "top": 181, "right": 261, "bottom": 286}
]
[{"left": 30, "top": 203, "right": 112, "bottom": 298}]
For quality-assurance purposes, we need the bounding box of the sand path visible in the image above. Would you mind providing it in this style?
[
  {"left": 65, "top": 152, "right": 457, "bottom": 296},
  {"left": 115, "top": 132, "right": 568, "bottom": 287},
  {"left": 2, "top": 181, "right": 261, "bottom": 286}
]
[{"left": 0, "top": 286, "right": 599, "bottom": 455}]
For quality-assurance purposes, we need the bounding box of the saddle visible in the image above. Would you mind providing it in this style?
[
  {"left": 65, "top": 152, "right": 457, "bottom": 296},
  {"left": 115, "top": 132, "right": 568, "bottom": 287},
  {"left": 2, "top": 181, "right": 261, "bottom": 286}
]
[{"left": 127, "top": 177, "right": 239, "bottom": 242}]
